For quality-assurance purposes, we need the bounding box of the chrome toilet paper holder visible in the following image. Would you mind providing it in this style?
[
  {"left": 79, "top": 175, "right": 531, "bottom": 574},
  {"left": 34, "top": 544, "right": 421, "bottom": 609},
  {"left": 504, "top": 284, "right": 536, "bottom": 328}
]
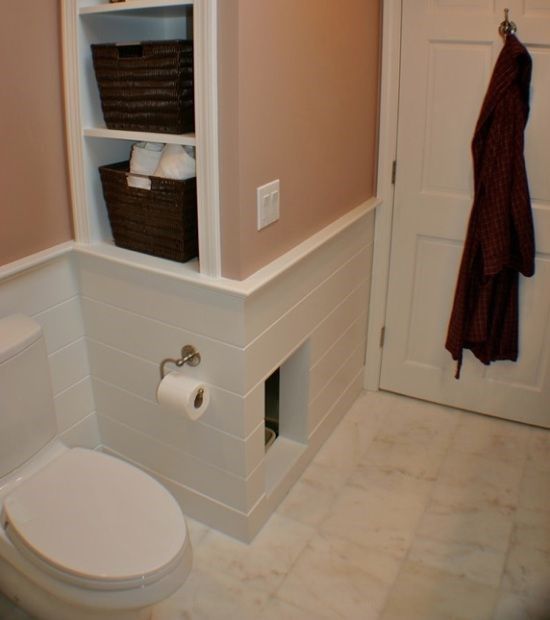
[{"left": 160, "top": 345, "right": 201, "bottom": 380}]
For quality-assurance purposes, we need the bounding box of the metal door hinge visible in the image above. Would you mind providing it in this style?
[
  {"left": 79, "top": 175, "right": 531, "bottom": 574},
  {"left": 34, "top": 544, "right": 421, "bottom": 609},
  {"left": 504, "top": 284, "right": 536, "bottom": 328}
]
[
  {"left": 391, "top": 161, "right": 397, "bottom": 185},
  {"left": 379, "top": 326, "right": 386, "bottom": 348}
]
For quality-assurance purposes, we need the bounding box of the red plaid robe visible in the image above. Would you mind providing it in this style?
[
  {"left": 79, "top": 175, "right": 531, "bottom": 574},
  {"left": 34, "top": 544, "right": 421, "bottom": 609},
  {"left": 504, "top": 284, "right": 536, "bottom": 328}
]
[{"left": 445, "top": 35, "right": 535, "bottom": 379}]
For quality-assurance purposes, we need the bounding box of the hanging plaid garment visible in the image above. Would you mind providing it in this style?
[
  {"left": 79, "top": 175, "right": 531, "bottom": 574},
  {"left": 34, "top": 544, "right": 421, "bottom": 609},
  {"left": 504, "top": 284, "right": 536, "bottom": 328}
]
[{"left": 445, "top": 34, "right": 535, "bottom": 379}]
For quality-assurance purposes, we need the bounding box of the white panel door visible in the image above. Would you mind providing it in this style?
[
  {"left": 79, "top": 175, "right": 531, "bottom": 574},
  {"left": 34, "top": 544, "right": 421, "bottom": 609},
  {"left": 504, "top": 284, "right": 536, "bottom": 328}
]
[{"left": 381, "top": 0, "right": 550, "bottom": 427}]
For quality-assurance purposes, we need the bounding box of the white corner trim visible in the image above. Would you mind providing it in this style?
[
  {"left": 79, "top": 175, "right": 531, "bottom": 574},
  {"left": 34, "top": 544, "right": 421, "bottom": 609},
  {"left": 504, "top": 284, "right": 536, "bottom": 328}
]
[
  {"left": 0, "top": 242, "right": 75, "bottom": 282},
  {"left": 61, "top": 0, "right": 90, "bottom": 243},
  {"left": 194, "top": 0, "right": 222, "bottom": 277},
  {"left": 364, "top": 0, "right": 402, "bottom": 391},
  {"left": 75, "top": 197, "right": 379, "bottom": 299},
  {"left": 234, "top": 197, "right": 381, "bottom": 297}
]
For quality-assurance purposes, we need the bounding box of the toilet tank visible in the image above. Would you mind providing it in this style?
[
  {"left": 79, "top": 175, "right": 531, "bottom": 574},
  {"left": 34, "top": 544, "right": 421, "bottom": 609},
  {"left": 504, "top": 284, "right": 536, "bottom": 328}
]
[{"left": 0, "top": 315, "right": 57, "bottom": 478}]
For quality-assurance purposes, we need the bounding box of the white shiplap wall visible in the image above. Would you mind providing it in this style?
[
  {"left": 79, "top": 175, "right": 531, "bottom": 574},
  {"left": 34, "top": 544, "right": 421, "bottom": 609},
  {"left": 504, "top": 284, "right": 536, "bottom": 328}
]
[
  {"left": 0, "top": 252, "right": 99, "bottom": 449},
  {"left": 77, "top": 205, "right": 376, "bottom": 541}
]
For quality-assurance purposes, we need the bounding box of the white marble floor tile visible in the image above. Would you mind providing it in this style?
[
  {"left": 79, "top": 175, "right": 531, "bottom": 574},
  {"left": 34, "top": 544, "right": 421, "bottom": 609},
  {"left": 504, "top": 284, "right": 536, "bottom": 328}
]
[
  {"left": 417, "top": 500, "right": 514, "bottom": 553},
  {"left": 431, "top": 451, "right": 523, "bottom": 516},
  {"left": 501, "top": 543, "right": 550, "bottom": 599},
  {"left": 519, "top": 466, "right": 550, "bottom": 513},
  {"left": 193, "top": 513, "right": 315, "bottom": 595},
  {"left": 276, "top": 531, "right": 402, "bottom": 620},
  {"left": 512, "top": 507, "right": 550, "bottom": 553},
  {"left": 492, "top": 590, "right": 550, "bottom": 620},
  {"left": 451, "top": 413, "right": 530, "bottom": 466},
  {"left": 152, "top": 567, "right": 270, "bottom": 620},
  {"left": 276, "top": 461, "right": 345, "bottom": 528},
  {"left": 407, "top": 535, "right": 507, "bottom": 587},
  {"left": 359, "top": 436, "right": 448, "bottom": 481},
  {"left": 374, "top": 396, "right": 460, "bottom": 449},
  {"left": 0, "top": 594, "right": 31, "bottom": 620},
  {"left": 312, "top": 393, "right": 383, "bottom": 481},
  {"left": 380, "top": 562, "right": 499, "bottom": 620},
  {"left": 257, "top": 596, "right": 334, "bottom": 620},
  {"left": 319, "top": 473, "right": 430, "bottom": 558},
  {"left": 526, "top": 428, "right": 550, "bottom": 473}
]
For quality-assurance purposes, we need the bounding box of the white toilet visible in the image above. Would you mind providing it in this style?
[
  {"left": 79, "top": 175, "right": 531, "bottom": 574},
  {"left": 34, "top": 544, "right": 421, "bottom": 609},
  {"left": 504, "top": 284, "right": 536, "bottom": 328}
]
[{"left": 0, "top": 314, "right": 192, "bottom": 620}]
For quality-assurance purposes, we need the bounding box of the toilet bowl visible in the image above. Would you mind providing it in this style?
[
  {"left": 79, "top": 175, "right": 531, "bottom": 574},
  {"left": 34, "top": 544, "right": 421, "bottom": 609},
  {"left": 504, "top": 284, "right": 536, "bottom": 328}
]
[{"left": 0, "top": 315, "right": 192, "bottom": 619}]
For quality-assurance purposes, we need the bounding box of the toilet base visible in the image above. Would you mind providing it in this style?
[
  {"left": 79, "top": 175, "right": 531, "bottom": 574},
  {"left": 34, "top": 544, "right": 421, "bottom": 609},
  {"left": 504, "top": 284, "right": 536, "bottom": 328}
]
[{"left": 0, "top": 557, "right": 152, "bottom": 620}]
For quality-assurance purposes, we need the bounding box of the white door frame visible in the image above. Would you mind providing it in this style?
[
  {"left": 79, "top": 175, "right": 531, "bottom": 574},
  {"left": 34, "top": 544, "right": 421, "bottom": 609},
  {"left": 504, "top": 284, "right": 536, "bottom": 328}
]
[{"left": 364, "top": 0, "right": 403, "bottom": 391}]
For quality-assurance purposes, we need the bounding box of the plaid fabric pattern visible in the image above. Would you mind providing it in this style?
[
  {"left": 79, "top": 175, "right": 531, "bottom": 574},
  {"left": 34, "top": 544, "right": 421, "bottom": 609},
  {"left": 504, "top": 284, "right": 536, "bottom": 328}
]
[{"left": 445, "top": 35, "right": 535, "bottom": 379}]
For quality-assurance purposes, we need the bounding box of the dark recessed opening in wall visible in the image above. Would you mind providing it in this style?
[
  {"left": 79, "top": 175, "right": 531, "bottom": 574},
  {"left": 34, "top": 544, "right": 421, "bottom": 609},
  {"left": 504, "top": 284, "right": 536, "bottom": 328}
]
[{"left": 264, "top": 368, "right": 279, "bottom": 451}]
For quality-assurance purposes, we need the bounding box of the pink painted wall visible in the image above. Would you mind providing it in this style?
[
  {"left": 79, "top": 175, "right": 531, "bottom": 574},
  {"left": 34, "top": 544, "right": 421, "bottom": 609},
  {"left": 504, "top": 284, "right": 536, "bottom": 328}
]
[
  {"left": 0, "top": 1, "right": 73, "bottom": 267},
  {"left": 219, "top": 0, "right": 381, "bottom": 279}
]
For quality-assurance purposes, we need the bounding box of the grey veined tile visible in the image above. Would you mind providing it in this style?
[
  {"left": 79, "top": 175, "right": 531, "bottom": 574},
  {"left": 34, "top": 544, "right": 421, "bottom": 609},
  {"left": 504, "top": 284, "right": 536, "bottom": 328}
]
[
  {"left": 501, "top": 543, "right": 550, "bottom": 599},
  {"left": 257, "top": 597, "right": 335, "bottom": 620},
  {"left": 492, "top": 590, "right": 550, "bottom": 620},
  {"left": 431, "top": 451, "right": 523, "bottom": 516},
  {"left": 319, "top": 475, "right": 429, "bottom": 559},
  {"left": 417, "top": 499, "right": 514, "bottom": 553},
  {"left": 450, "top": 413, "right": 530, "bottom": 466},
  {"left": 193, "top": 513, "right": 315, "bottom": 595},
  {"left": 276, "top": 531, "right": 401, "bottom": 620},
  {"left": 407, "top": 535, "right": 507, "bottom": 588},
  {"left": 276, "top": 461, "right": 345, "bottom": 528},
  {"left": 519, "top": 467, "right": 550, "bottom": 514},
  {"left": 380, "top": 562, "right": 498, "bottom": 620},
  {"left": 152, "top": 567, "right": 270, "bottom": 620},
  {"left": 512, "top": 507, "right": 550, "bottom": 554},
  {"left": 526, "top": 428, "right": 550, "bottom": 473}
]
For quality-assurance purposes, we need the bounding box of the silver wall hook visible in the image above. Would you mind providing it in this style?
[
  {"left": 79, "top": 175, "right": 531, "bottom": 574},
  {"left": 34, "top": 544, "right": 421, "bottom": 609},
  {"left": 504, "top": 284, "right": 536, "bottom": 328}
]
[
  {"left": 160, "top": 345, "right": 201, "bottom": 380},
  {"left": 499, "top": 8, "right": 517, "bottom": 38}
]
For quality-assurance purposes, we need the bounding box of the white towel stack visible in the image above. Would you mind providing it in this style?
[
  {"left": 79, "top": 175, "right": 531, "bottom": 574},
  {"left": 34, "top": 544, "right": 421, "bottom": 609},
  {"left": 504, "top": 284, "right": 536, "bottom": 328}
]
[
  {"left": 127, "top": 142, "right": 196, "bottom": 190},
  {"left": 127, "top": 142, "right": 163, "bottom": 190},
  {"left": 154, "top": 144, "right": 196, "bottom": 180}
]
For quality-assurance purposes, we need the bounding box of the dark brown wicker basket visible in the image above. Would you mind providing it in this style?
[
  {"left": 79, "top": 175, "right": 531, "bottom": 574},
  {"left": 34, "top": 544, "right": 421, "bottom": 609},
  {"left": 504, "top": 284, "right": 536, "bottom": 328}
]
[
  {"left": 99, "top": 162, "right": 198, "bottom": 263},
  {"left": 91, "top": 40, "right": 194, "bottom": 134}
]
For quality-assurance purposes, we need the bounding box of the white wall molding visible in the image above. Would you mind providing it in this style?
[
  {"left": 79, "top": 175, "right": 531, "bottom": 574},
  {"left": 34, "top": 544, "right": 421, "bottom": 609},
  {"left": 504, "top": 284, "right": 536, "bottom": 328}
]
[
  {"left": 74, "top": 196, "right": 380, "bottom": 298},
  {"left": 0, "top": 242, "right": 74, "bottom": 282},
  {"left": 61, "top": 0, "right": 90, "bottom": 243},
  {"left": 194, "top": 0, "right": 222, "bottom": 277},
  {"left": 364, "top": 0, "right": 402, "bottom": 391},
  {"left": 239, "top": 197, "right": 380, "bottom": 297}
]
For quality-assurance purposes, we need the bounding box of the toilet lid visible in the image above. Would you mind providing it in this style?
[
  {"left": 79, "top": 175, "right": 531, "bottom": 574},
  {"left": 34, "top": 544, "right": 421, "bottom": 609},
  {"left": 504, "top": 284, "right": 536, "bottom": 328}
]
[{"left": 3, "top": 448, "right": 188, "bottom": 588}]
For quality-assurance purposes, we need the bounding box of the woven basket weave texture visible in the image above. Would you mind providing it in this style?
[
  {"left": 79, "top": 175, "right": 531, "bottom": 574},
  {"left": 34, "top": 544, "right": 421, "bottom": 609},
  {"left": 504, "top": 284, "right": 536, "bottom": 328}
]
[
  {"left": 91, "top": 39, "right": 194, "bottom": 134},
  {"left": 99, "top": 161, "right": 198, "bottom": 263}
]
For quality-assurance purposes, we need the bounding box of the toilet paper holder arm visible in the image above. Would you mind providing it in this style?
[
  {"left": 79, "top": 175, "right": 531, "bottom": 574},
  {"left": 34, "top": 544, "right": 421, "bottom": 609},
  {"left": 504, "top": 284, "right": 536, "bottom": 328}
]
[{"left": 160, "top": 345, "right": 201, "bottom": 380}]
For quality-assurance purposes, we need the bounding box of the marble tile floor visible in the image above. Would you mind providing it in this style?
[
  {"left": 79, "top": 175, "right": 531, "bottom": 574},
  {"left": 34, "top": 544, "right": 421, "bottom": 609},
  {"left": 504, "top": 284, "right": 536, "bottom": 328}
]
[{"left": 1, "top": 390, "right": 549, "bottom": 619}]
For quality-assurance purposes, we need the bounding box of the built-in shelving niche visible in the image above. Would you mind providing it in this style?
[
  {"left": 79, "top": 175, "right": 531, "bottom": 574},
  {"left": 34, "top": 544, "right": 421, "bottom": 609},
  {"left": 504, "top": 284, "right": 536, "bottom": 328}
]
[
  {"left": 64, "top": 0, "right": 220, "bottom": 277},
  {"left": 78, "top": 3, "right": 194, "bottom": 250}
]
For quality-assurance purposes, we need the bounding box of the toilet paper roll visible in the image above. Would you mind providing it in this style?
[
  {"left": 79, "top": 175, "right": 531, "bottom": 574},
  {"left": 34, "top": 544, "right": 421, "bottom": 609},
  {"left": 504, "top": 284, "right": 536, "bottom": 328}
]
[{"left": 156, "top": 372, "right": 209, "bottom": 421}]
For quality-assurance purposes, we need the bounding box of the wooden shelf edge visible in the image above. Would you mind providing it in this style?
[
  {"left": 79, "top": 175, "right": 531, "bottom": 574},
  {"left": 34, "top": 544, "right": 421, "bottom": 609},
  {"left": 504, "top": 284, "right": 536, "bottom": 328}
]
[
  {"left": 80, "top": 0, "right": 193, "bottom": 16},
  {"left": 83, "top": 127, "right": 196, "bottom": 146}
]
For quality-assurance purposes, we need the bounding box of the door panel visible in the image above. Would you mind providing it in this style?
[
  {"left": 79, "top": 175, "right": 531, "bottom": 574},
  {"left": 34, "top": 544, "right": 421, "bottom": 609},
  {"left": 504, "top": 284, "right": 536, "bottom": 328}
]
[{"left": 381, "top": 0, "right": 550, "bottom": 426}]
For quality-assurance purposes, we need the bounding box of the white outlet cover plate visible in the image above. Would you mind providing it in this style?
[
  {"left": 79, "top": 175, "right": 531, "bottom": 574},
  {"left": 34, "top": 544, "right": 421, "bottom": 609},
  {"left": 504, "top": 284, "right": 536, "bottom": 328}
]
[{"left": 257, "top": 180, "right": 280, "bottom": 230}]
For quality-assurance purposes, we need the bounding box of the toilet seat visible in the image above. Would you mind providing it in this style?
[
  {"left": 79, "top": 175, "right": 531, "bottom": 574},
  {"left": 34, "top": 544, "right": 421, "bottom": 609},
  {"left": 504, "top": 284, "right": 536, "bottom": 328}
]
[{"left": 2, "top": 448, "right": 188, "bottom": 591}]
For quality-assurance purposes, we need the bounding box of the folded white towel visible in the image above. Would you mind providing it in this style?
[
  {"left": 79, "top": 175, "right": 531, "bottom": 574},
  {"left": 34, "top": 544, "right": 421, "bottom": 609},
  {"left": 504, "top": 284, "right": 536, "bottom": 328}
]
[
  {"left": 127, "top": 142, "right": 163, "bottom": 190},
  {"left": 154, "top": 144, "right": 196, "bottom": 180},
  {"left": 129, "top": 142, "right": 164, "bottom": 175}
]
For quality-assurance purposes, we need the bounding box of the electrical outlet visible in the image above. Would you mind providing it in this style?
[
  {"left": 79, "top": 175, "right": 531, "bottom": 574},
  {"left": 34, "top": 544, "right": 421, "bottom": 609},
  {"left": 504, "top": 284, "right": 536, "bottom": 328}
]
[{"left": 257, "top": 180, "right": 280, "bottom": 230}]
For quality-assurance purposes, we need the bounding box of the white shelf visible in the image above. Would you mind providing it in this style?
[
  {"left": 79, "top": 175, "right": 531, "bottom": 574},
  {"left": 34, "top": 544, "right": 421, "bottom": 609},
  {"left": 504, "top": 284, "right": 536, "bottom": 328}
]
[
  {"left": 80, "top": 0, "right": 193, "bottom": 16},
  {"left": 84, "top": 127, "right": 196, "bottom": 146}
]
